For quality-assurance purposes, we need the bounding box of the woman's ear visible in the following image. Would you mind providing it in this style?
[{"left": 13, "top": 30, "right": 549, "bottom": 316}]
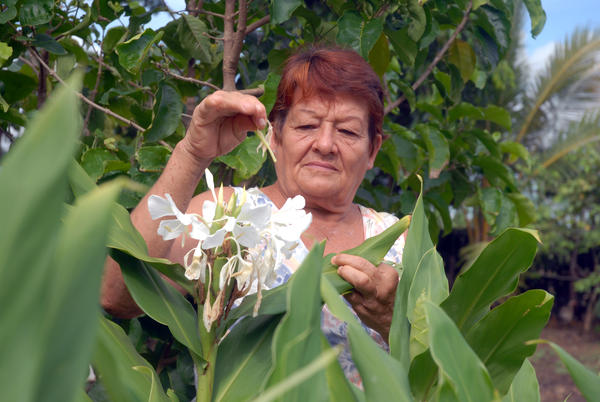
[{"left": 368, "top": 133, "right": 383, "bottom": 169}]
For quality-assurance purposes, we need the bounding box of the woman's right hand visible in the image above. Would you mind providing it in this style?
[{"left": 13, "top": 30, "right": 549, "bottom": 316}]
[{"left": 180, "top": 90, "right": 268, "bottom": 163}]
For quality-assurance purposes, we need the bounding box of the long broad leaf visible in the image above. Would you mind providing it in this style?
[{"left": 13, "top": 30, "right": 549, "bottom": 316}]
[
  {"left": 213, "top": 314, "right": 282, "bottom": 402},
  {"left": 68, "top": 160, "right": 193, "bottom": 294},
  {"left": 407, "top": 247, "right": 449, "bottom": 359},
  {"left": 501, "top": 359, "right": 540, "bottom": 402},
  {"left": 36, "top": 180, "right": 123, "bottom": 402},
  {"left": 424, "top": 301, "right": 496, "bottom": 401},
  {"left": 114, "top": 250, "right": 203, "bottom": 358},
  {"left": 266, "top": 242, "right": 327, "bottom": 402},
  {"left": 441, "top": 228, "right": 540, "bottom": 333},
  {"left": 390, "top": 176, "right": 431, "bottom": 368},
  {"left": 466, "top": 290, "right": 553, "bottom": 393},
  {"left": 322, "top": 215, "right": 411, "bottom": 293},
  {"left": 93, "top": 317, "right": 170, "bottom": 402},
  {"left": 542, "top": 340, "right": 600, "bottom": 400},
  {"left": 321, "top": 278, "right": 413, "bottom": 401},
  {"left": 0, "top": 73, "right": 103, "bottom": 402}
]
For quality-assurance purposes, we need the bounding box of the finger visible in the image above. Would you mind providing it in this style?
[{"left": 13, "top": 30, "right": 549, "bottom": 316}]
[
  {"left": 197, "top": 91, "right": 266, "bottom": 127},
  {"left": 377, "top": 263, "right": 400, "bottom": 294},
  {"left": 338, "top": 265, "right": 376, "bottom": 297},
  {"left": 332, "top": 254, "right": 377, "bottom": 276}
]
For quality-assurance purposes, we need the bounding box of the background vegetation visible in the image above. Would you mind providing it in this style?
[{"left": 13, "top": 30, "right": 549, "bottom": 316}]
[{"left": 1, "top": 0, "right": 600, "bottom": 400}]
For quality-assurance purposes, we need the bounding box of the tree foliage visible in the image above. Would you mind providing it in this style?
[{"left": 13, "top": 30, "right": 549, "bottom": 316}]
[{"left": 1, "top": 0, "right": 547, "bottom": 241}]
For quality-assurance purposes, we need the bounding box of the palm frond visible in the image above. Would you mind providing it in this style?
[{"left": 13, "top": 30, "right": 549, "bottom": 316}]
[{"left": 516, "top": 27, "right": 600, "bottom": 144}]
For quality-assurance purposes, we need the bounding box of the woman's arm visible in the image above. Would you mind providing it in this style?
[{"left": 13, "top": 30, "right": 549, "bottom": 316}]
[{"left": 101, "top": 91, "right": 267, "bottom": 318}]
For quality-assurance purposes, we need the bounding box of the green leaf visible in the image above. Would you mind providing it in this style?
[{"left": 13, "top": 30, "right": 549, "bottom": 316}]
[
  {"left": 368, "top": 32, "right": 390, "bottom": 77},
  {"left": 0, "top": 5, "right": 17, "bottom": 24},
  {"left": 0, "top": 72, "right": 104, "bottom": 402},
  {"left": 259, "top": 73, "right": 281, "bottom": 115},
  {"left": 32, "top": 33, "right": 67, "bottom": 55},
  {"left": 320, "top": 335, "right": 358, "bottom": 402},
  {"left": 321, "top": 279, "right": 413, "bottom": 401},
  {"left": 80, "top": 148, "right": 125, "bottom": 182},
  {"left": 0, "top": 70, "right": 38, "bottom": 104},
  {"left": 0, "top": 41, "right": 13, "bottom": 65},
  {"left": 360, "top": 18, "right": 384, "bottom": 59},
  {"left": 0, "top": 93, "right": 8, "bottom": 113},
  {"left": 321, "top": 216, "right": 411, "bottom": 293},
  {"left": 116, "top": 28, "right": 164, "bottom": 74},
  {"left": 144, "top": 82, "right": 183, "bottom": 142},
  {"left": 216, "top": 135, "right": 267, "bottom": 181},
  {"left": 270, "top": 0, "right": 302, "bottom": 25},
  {"left": 466, "top": 290, "right": 553, "bottom": 393},
  {"left": 102, "top": 26, "right": 128, "bottom": 53},
  {"left": 94, "top": 317, "right": 170, "bottom": 402},
  {"left": 133, "top": 366, "right": 172, "bottom": 402},
  {"left": 114, "top": 250, "right": 204, "bottom": 359},
  {"left": 336, "top": 11, "right": 363, "bottom": 54},
  {"left": 501, "top": 360, "right": 540, "bottom": 402},
  {"left": 136, "top": 145, "right": 171, "bottom": 172},
  {"left": 406, "top": 0, "right": 426, "bottom": 41},
  {"left": 483, "top": 105, "right": 511, "bottom": 129},
  {"left": 500, "top": 141, "right": 529, "bottom": 163},
  {"left": 449, "top": 40, "right": 476, "bottom": 83},
  {"left": 181, "top": 14, "right": 213, "bottom": 63},
  {"left": 386, "top": 28, "right": 417, "bottom": 66},
  {"left": 407, "top": 248, "right": 449, "bottom": 359},
  {"left": 19, "top": 0, "right": 53, "bottom": 26},
  {"left": 523, "top": 0, "right": 546, "bottom": 38},
  {"left": 417, "top": 125, "right": 449, "bottom": 172},
  {"left": 424, "top": 301, "right": 496, "bottom": 401},
  {"left": 390, "top": 177, "right": 432, "bottom": 367},
  {"left": 213, "top": 314, "right": 282, "bottom": 402},
  {"left": 441, "top": 228, "right": 540, "bottom": 332},
  {"left": 543, "top": 341, "right": 600, "bottom": 400},
  {"left": 448, "top": 102, "right": 484, "bottom": 122},
  {"left": 254, "top": 345, "right": 342, "bottom": 402},
  {"left": 506, "top": 193, "right": 536, "bottom": 227},
  {"left": 266, "top": 242, "right": 328, "bottom": 401},
  {"left": 36, "top": 180, "right": 123, "bottom": 402},
  {"left": 473, "top": 155, "right": 516, "bottom": 190}
]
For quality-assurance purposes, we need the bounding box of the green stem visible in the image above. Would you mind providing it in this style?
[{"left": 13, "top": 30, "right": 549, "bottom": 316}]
[
  {"left": 194, "top": 320, "right": 218, "bottom": 402},
  {"left": 197, "top": 306, "right": 218, "bottom": 402}
]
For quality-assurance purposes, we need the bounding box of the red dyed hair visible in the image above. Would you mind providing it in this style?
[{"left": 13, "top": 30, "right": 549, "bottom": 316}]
[{"left": 268, "top": 45, "right": 384, "bottom": 145}]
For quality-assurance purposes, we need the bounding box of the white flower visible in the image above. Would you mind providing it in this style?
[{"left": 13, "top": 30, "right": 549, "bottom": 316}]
[
  {"left": 148, "top": 194, "right": 194, "bottom": 240},
  {"left": 183, "top": 244, "right": 208, "bottom": 281}
]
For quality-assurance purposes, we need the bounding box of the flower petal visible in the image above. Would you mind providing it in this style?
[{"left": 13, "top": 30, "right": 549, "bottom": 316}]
[
  {"left": 157, "top": 219, "right": 185, "bottom": 240},
  {"left": 148, "top": 194, "right": 174, "bottom": 219},
  {"left": 202, "top": 228, "right": 226, "bottom": 249}
]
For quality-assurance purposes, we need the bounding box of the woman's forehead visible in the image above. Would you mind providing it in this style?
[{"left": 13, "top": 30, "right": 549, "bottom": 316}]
[{"left": 289, "top": 92, "right": 368, "bottom": 120}]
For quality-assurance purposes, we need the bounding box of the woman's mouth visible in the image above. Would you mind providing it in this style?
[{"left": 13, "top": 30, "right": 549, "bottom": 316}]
[{"left": 304, "top": 161, "right": 338, "bottom": 171}]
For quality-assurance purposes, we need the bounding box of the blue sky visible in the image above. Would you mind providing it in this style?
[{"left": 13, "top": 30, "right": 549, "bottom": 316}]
[{"left": 524, "top": 0, "right": 600, "bottom": 69}]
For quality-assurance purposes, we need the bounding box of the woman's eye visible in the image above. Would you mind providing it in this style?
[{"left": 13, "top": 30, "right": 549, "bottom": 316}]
[
  {"left": 298, "top": 125, "right": 316, "bottom": 130},
  {"left": 340, "top": 129, "right": 358, "bottom": 136}
]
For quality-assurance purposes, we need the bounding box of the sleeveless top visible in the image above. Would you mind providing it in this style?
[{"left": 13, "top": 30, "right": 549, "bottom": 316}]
[{"left": 234, "top": 188, "right": 406, "bottom": 387}]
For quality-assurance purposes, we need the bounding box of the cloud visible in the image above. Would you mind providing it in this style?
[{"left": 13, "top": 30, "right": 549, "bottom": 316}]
[{"left": 527, "top": 41, "right": 557, "bottom": 78}]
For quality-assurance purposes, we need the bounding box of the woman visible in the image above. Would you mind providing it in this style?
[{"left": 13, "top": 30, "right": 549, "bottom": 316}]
[{"left": 101, "top": 45, "right": 405, "bottom": 386}]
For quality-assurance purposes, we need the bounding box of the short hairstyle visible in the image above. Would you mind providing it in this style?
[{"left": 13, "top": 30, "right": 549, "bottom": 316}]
[{"left": 268, "top": 45, "right": 384, "bottom": 145}]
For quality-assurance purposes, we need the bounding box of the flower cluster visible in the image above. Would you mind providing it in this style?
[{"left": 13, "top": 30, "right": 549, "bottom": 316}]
[{"left": 148, "top": 169, "right": 311, "bottom": 330}]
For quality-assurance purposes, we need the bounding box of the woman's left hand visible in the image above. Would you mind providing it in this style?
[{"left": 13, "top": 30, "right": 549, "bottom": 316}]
[{"left": 333, "top": 254, "right": 399, "bottom": 343}]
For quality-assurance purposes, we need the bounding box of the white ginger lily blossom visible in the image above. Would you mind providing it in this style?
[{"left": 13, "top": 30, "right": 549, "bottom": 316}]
[{"left": 147, "top": 169, "right": 312, "bottom": 330}]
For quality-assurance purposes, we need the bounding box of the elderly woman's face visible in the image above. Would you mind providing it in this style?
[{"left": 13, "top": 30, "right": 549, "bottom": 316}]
[{"left": 272, "top": 92, "right": 381, "bottom": 207}]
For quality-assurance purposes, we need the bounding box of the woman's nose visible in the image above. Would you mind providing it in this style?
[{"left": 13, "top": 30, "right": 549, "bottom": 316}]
[{"left": 313, "top": 125, "right": 336, "bottom": 154}]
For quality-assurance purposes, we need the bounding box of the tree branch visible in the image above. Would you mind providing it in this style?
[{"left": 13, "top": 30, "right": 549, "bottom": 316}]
[
  {"left": 222, "top": 0, "right": 247, "bottom": 91},
  {"left": 245, "top": 15, "right": 270, "bottom": 35},
  {"left": 384, "top": 0, "right": 473, "bottom": 115},
  {"left": 154, "top": 62, "right": 221, "bottom": 91},
  {"left": 29, "top": 48, "right": 145, "bottom": 132}
]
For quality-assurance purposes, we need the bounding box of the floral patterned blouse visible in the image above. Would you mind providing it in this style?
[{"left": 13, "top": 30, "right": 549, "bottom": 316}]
[{"left": 235, "top": 188, "right": 406, "bottom": 388}]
